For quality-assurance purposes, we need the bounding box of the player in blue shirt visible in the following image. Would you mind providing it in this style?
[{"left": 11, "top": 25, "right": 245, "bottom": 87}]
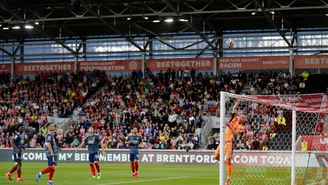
[
  {"left": 36, "top": 123, "right": 60, "bottom": 185},
  {"left": 6, "top": 125, "right": 25, "bottom": 182},
  {"left": 126, "top": 127, "right": 142, "bottom": 178},
  {"left": 76, "top": 127, "right": 105, "bottom": 180}
]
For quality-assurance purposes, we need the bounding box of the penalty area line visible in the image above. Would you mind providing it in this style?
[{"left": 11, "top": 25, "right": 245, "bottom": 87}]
[{"left": 97, "top": 176, "right": 187, "bottom": 185}]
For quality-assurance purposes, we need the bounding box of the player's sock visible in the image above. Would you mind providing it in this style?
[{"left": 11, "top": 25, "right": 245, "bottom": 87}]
[
  {"left": 41, "top": 167, "right": 54, "bottom": 175},
  {"left": 227, "top": 164, "right": 232, "bottom": 177},
  {"left": 89, "top": 164, "right": 96, "bottom": 176},
  {"left": 95, "top": 163, "right": 100, "bottom": 173},
  {"left": 225, "top": 176, "right": 231, "bottom": 185},
  {"left": 134, "top": 161, "right": 139, "bottom": 172},
  {"left": 17, "top": 169, "right": 21, "bottom": 179},
  {"left": 9, "top": 165, "right": 17, "bottom": 174},
  {"left": 130, "top": 162, "right": 135, "bottom": 173},
  {"left": 48, "top": 169, "right": 55, "bottom": 181}
]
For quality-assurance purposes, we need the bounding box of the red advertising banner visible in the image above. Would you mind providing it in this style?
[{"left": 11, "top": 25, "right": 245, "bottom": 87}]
[
  {"left": 294, "top": 55, "right": 328, "bottom": 68},
  {"left": 147, "top": 58, "right": 213, "bottom": 71},
  {"left": 15, "top": 62, "right": 74, "bottom": 74},
  {"left": 301, "top": 136, "right": 328, "bottom": 151},
  {"left": 0, "top": 64, "right": 11, "bottom": 73},
  {"left": 219, "top": 56, "right": 289, "bottom": 70},
  {"left": 79, "top": 60, "right": 142, "bottom": 72}
]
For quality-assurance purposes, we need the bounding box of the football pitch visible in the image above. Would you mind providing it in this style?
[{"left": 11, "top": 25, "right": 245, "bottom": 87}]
[
  {"left": 0, "top": 162, "right": 286, "bottom": 185},
  {"left": 1, "top": 162, "right": 219, "bottom": 185},
  {"left": 0, "top": 162, "right": 323, "bottom": 185}
]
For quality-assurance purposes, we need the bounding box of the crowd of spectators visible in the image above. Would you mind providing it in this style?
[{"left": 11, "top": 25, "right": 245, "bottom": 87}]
[
  {"left": 0, "top": 70, "right": 106, "bottom": 148},
  {"left": 0, "top": 69, "right": 327, "bottom": 152},
  {"left": 245, "top": 71, "right": 304, "bottom": 95},
  {"left": 46, "top": 68, "right": 244, "bottom": 150},
  {"left": 235, "top": 71, "right": 296, "bottom": 150}
]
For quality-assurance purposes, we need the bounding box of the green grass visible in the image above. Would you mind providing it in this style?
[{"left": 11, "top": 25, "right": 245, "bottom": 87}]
[
  {"left": 1, "top": 162, "right": 219, "bottom": 185},
  {"left": 0, "top": 162, "right": 326, "bottom": 185}
]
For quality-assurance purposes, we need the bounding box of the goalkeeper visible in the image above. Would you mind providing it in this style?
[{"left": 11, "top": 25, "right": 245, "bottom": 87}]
[{"left": 214, "top": 100, "right": 247, "bottom": 185}]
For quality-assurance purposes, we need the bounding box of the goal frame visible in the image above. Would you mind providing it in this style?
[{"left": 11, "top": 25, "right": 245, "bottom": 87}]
[{"left": 219, "top": 91, "right": 298, "bottom": 185}]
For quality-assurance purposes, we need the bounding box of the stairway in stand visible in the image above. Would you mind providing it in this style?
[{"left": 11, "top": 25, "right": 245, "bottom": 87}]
[{"left": 240, "top": 83, "right": 251, "bottom": 95}]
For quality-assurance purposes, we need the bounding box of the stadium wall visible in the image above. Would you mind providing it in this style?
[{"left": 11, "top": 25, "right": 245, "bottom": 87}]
[{"left": 0, "top": 149, "right": 324, "bottom": 167}]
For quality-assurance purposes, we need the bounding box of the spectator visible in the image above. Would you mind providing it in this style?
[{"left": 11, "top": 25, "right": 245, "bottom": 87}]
[
  {"left": 117, "top": 139, "right": 125, "bottom": 149},
  {"left": 71, "top": 136, "right": 80, "bottom": 147},
  {"left": 56, "top": 130, "right": 64, "bottom": 148},
  {"left": 30, "top": 134, "right": 38, "bottom": 148},
  {"left": 205, "top": 140, "right": 215, "bottom": 150}
]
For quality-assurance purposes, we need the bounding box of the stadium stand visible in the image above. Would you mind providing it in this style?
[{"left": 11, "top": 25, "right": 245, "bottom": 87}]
[
  {"left": 52, "top": 70, "right": 244, "bottom": 150},
  {"left": 0, "top": 70, "right": 106, "bottom": 148},
  {"left": 0, "top": 70, "right": 326, "bottom": 151}
]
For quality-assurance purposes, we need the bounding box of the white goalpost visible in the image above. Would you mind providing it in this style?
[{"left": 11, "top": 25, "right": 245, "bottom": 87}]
[
  {"left": 219, "top": 92, "right": 328, "bottom": 185},
  {"left": 219, "top": 92, "right": 226, "bottom": 185}
]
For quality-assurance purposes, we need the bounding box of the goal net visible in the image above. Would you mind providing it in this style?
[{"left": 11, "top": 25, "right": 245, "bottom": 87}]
[{"left": 218, "top": 92, "right": 328, "bottom": 185}]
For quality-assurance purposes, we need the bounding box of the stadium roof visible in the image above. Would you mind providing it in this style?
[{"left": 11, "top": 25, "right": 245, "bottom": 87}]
[{"left": 0, "top": 0, "right": 328, "bottom": 46}]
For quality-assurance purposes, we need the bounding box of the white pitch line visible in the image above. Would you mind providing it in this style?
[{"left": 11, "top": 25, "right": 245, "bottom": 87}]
[
  {"left": 97, "top": 176, "right": 187, "bottom": 185},
  {"left": 141, "top": 168, "right": 215, "bottom": 171},
  {"left": 306, "top": 180, "right": 327, "bottom": 185}
]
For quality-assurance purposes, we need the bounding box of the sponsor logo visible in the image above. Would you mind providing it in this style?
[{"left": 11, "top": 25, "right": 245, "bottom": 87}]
[{"left": 129, "top": 61, "right": 138, "bottom": 70}]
